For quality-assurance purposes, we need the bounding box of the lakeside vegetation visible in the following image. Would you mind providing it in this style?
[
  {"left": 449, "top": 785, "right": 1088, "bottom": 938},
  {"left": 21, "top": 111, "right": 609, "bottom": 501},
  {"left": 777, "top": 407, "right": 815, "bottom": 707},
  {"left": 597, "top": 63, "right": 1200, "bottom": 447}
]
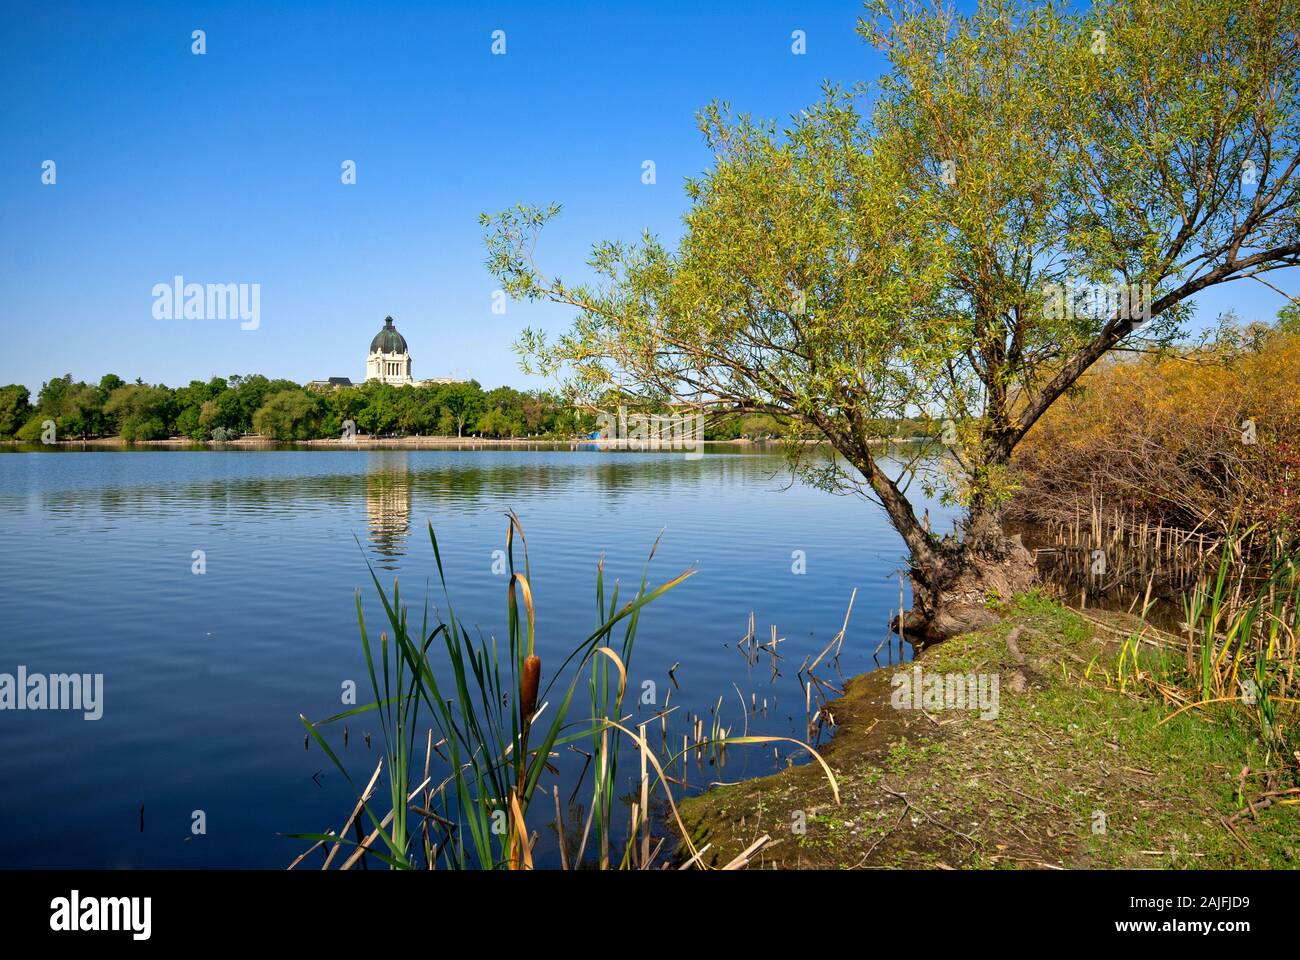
[
  {"left": 289, "top": 515, "right": 838, "bottom": 870},
  {"left": 294, "top": 511, "right": 1299, "bottom": 870},
  {"left": 1012, "top": 311, "right": 1300, "bottom": 537},
  {"left": 252, "top": 303, "right": 1298, "bottom": 871},
  {"left": 680, "top": 592, "right": 1300, "bottom": 869}
]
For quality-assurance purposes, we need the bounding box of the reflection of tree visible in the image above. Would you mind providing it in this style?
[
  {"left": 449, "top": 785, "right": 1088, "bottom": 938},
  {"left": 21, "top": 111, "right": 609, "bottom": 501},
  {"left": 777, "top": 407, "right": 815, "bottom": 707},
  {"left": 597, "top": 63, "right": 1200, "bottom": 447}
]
[
  {"left": 35, "top": 446, "right": 800, "bottom": 528},
  {"left": 366, "top": 454, "right": 412, "bottom": 568}
]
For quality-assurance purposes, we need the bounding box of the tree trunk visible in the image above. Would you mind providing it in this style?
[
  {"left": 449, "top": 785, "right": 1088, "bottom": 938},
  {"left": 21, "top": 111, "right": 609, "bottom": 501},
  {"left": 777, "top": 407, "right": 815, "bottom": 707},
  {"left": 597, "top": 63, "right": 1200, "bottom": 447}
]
[
  {"left": 847, "top": 435, "right": 1039, "bottom": 644},
  {"left": 898, "top": 507, "right": 1038, "bottom": 643}
]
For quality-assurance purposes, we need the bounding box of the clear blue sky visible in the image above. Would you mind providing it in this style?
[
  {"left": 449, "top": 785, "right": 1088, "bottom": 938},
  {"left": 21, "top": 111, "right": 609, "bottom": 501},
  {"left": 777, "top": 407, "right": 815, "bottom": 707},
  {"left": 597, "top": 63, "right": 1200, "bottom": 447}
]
[{"left": 0, "top": 0, "right": 1290, "bottom": 395}]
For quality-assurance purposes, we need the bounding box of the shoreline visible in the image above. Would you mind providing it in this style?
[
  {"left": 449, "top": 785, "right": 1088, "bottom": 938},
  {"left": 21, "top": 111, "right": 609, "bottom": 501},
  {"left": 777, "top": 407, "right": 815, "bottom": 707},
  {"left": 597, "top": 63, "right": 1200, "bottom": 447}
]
[
  {"left": 0, "top": 436, "right": 926, "bottom": 451},
  {"left": 676, "top": 597, "right": 1297, "bottom": 869},
  {"left": 0, "top": 436, "right": 759, "bottom": 450}
]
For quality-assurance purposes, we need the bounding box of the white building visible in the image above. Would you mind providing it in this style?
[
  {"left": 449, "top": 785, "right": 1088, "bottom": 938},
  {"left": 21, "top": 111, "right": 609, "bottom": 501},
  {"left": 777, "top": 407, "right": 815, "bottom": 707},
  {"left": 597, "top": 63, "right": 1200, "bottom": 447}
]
[
  {"left": 367, "top": 316, "right": 414, "bottom": 386},
  {"left": 308, "top": 315, "right": 465, "bottom": 390}
]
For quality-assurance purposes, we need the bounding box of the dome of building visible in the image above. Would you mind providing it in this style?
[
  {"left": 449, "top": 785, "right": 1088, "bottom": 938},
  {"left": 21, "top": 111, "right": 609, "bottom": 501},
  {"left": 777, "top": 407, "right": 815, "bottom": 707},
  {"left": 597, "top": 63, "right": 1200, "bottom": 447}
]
[
  {"left": 370, "top": 316, "right": 408, "bottom": 354},
  {"left": 366, "top": 315, "right": 414, "bottom": 386}
]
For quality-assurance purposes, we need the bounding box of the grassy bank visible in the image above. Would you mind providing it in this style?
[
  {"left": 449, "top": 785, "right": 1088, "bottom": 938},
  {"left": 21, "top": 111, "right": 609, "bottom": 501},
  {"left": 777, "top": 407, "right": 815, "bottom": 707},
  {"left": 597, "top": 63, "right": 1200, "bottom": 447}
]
[{"left": 678, "top": 595, "right": 1299, "bottom": 869}]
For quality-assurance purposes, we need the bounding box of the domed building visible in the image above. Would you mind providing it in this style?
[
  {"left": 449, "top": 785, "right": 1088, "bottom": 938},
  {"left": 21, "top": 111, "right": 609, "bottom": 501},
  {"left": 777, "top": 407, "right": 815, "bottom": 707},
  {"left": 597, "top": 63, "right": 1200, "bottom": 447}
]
[
  {"left": 307, "top": 314, "right": 465, "bottom": 391},
  {"left": 367, "top": 316, "right": 413, "bottom": 386}
]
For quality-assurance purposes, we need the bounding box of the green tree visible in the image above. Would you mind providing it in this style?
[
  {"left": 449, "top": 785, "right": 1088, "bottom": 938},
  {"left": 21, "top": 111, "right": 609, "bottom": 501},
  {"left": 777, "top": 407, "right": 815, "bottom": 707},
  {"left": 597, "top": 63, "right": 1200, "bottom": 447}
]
[
  {"left": 481, "top": 386, "right": 528, "bottom": 437},
  {"left": 434, "top": 381, "right": 485, "bottom": 438},
  {"left": 1277, "top": 302, "right": 1300, "bottom": 336},
  {"left": 484, "top": 0, "right": 1300, "bottom": 638},
  {"left": 325, "top": 386, "right": 367, "bottom": 433},
  {"left": 252, "top": 389, "right": 324, "bottom": 441},
  {"left": 175, "top": 405, "right": 203, "bottom": 439},
  {"left": 356, "top": 383, "right": 399, "bottom": 436},
  {"left": 476, "top": 407, "right": 523, "bottom": 438},
  {"left": 59, "top": 383, "right": 107, "bottom": 438},
  {"left": 98, "top": 374, "right": 125, "bottom": 396},
  {"left": 35, "top": 375, "right": 74, "bottom": 417},
  {"left": 103, "top": 384, "right": 172, "bottom": 441},
  {"left": 435, "top": 408, "right": 457, "bottom": 436},
  {"left": 224, "top": 374, "right": 295, "bottom": 432},
  {"left": 0, "top": 385, "right": 32, "bottom": 437},
  {"left": 16, "top": 415, "right": 48, "bottom": 442},
  {"left": 394, "top": 387, "right": 429, "bottom": 435},
  {"left": 201, "top": 391, "right": 245, "bottom": 435}
]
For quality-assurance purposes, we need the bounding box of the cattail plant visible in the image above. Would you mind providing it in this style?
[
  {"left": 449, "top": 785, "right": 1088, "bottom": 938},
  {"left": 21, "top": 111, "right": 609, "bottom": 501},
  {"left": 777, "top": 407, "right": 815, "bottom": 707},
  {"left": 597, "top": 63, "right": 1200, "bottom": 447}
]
[
  {"left": 289, "top": 511, "right": 839, "bottom": 869},
  {"left": 1149, "top": 527, "right": 1300, "bottom": 759}
]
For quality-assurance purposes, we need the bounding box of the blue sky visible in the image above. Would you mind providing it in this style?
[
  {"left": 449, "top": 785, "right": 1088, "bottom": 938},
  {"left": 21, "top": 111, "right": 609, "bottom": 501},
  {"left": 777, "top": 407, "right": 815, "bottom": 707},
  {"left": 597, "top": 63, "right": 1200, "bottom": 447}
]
[{"left": 0, "top": 0, "right": 1291, "bottom": 395}]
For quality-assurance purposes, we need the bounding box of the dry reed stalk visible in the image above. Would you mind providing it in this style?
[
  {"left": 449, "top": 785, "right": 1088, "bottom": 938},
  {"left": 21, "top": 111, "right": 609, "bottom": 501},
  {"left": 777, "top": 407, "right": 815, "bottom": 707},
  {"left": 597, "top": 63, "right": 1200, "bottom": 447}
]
[
  {"left": 721, "top": 835, "right": 771, "bottom": 870},
  {"left": 322, "top": 759, "right": 383, "bottom": 870},
  {"left": 552, "top": 785, "right": 568, "bottom": 871},
  {"left": 639, "top": 721, "right": 650, "bottom": 868},
  {"left": 339, "top": 775, "right": 432, "bottom": 871}
]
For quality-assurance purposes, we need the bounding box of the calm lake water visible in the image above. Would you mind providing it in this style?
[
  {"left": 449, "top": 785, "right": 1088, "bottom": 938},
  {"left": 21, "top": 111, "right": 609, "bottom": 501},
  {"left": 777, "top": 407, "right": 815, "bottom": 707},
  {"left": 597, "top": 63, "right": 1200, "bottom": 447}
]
[{"left": 0, "top": 446, "right": 956, "bottom": 868}]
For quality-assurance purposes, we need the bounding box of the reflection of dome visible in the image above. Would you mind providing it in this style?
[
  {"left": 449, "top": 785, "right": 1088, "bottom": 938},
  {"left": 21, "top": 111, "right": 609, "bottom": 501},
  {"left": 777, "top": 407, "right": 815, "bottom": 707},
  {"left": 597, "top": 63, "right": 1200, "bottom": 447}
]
[
  {"left": 366, "top": 459, "right": 412, "bottom": 568},
  {"left": 369, "top": 316, "right": 408, "bottom": 354}
]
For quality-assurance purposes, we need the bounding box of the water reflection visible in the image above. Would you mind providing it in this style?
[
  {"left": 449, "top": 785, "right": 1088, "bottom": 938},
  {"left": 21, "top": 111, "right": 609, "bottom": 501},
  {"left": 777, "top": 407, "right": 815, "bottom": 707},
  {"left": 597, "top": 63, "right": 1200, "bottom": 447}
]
[
  {"left": 30, "top": 449, "right": 752, "bottom": 519},
  {"left": 365, "top": 454, "right": 412, "bottom": 568}
]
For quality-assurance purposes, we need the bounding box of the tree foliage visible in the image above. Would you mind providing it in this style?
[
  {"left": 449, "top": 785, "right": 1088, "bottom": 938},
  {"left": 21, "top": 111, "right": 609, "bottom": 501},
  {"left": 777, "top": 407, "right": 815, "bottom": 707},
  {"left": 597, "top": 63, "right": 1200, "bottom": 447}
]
[
  {"left": 0, "top": 372, "right": 599, "bottom": 443},
  {"left": 483, "top": 0, "right": 1300, "bottom": 623}
]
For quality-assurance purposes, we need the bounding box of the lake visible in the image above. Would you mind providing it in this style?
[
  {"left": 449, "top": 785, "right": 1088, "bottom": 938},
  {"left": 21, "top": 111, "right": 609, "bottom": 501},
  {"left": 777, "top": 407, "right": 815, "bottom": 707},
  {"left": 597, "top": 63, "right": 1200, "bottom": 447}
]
[{"left": 0, "top": 446, "right": 956, "bottom": 867}]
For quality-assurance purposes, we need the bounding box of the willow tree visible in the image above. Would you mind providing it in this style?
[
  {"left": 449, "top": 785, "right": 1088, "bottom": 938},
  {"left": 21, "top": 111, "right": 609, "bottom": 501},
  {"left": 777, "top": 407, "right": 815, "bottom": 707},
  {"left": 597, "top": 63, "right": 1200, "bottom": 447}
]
[{"left": 483, "top": 0, "right": 1300, "bottom": 639}]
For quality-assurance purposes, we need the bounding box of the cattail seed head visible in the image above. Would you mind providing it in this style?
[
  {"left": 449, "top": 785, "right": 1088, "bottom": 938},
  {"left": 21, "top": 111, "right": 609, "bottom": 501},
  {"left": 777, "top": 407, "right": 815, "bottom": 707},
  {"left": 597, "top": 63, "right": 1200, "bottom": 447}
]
[{"left": 520, "top": 655, "right": 542, "bottom": 724}]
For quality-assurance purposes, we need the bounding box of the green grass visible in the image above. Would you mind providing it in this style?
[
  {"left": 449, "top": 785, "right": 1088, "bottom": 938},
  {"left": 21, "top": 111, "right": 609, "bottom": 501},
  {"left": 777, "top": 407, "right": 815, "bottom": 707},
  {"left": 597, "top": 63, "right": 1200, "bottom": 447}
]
[{"left": 678, "top": 592, "right": 1299, "bottom": 869}]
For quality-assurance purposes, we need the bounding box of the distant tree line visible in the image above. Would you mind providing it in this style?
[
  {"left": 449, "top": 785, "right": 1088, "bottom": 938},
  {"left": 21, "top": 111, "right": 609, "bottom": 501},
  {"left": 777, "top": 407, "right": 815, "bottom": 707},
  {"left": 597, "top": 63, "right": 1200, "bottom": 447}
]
[
  {"left": 0, "top": 373, "right": 940, "bottom": 445},
  {"left": 0, "top": 376, "right": 601, "bottom": 442}
]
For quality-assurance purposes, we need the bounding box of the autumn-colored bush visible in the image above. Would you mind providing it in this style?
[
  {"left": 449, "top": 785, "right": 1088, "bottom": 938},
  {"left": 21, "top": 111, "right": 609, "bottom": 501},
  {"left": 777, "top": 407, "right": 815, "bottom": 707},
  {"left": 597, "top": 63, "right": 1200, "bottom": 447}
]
[{"left": 1011, "top": 324, "right": 1300, "bottom": 535}]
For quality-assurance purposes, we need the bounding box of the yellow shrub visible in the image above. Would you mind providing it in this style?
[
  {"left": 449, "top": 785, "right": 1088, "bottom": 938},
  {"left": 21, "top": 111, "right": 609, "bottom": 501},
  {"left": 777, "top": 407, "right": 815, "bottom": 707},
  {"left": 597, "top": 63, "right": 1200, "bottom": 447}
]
[{"left": 1012, "top": 329, "right": 1300, "bottom": 533}]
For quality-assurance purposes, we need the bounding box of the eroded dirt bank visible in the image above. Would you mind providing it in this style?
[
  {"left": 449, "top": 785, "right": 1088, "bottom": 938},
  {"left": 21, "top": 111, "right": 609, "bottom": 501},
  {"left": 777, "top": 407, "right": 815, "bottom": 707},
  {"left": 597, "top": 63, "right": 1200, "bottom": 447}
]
[{"left": 677, "top": 596, "right": 1298, "bottom": 869}]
